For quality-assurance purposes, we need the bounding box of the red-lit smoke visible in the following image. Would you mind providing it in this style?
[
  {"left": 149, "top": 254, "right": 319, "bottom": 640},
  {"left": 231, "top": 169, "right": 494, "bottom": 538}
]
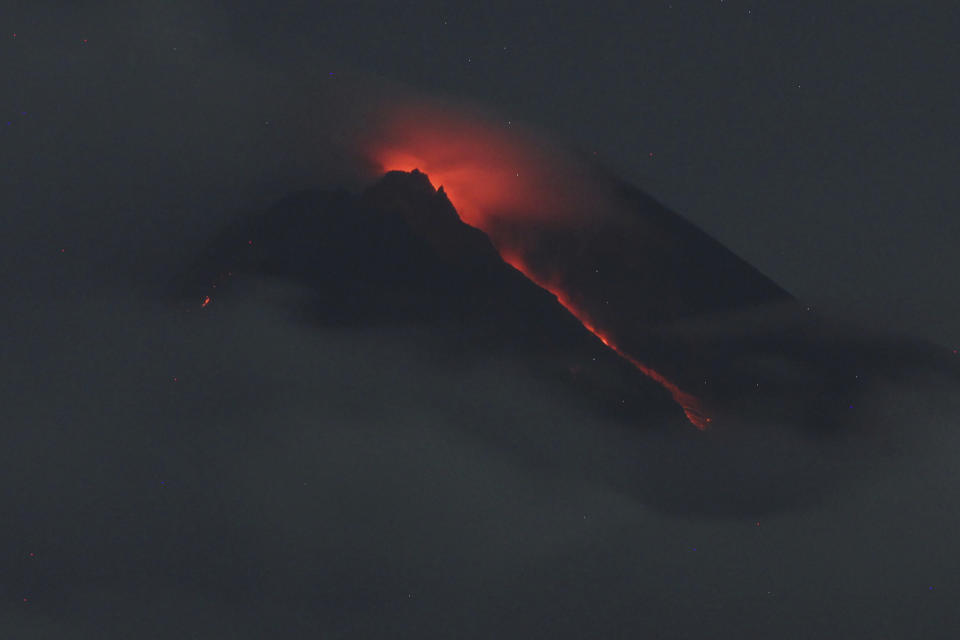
[
  {"left": 366, "top": 104, "right": 709, "bottom": 429},
  {"left": 365, "top": 104, "right": 611, "bottom": 230}
]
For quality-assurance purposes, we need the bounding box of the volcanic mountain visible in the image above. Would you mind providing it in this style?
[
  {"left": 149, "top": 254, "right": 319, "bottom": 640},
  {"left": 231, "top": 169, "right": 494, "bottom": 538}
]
[{"left": 172, "top": 169, "right": 956, "bottom": 436}]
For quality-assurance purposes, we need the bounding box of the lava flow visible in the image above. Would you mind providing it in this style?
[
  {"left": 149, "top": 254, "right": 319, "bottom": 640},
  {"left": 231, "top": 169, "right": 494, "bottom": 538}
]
[
  {"left": 500, "top": 252, "right": 711, "bottom": 430},
  {"left": 374, "top": 146, "right": 709, "bottom": 428}
]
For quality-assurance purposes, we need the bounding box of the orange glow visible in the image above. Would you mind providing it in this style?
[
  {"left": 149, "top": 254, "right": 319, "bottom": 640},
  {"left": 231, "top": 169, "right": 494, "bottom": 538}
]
[
  {"left": 201, "top": 295, "right": 211, "bottom": 308},
  {"left": 375, "top": 148, "right": 526, "bottom": 230}
]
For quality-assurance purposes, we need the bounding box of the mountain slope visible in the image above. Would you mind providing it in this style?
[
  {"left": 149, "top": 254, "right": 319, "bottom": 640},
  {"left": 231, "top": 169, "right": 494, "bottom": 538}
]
[{"left": 171, "top": 169, "right": 958, "bottom": 436}]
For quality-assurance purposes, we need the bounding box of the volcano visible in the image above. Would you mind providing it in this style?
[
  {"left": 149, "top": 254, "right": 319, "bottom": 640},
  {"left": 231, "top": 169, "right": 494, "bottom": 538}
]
[{"left": 173, "top": 169, "right": 957, "bottom": 434}]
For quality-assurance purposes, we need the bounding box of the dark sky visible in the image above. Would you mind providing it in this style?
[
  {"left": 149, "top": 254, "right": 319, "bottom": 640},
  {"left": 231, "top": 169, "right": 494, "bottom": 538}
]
[
  {"left": 3, "top": 2, "right": 960, "bottom": 638},
  {"left": 140, "top": 0, "right": 960, "bottom": 346}
]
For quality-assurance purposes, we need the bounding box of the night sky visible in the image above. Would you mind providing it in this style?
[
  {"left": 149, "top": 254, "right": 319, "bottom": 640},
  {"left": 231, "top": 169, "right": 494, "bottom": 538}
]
[{"left": 3, "top": 2, "right": 960, "bottom": 638}]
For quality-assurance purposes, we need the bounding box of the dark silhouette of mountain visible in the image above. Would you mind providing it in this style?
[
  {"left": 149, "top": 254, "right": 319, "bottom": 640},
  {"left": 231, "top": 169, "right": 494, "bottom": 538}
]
[
  {"left": 170, "top": 170, "right": 693, "bottom": 430},
  {"left": 172, "top": 168, "right": 956, "bottom": 426},
  {"left": 168, "top": 169, "right": 958, "bottom": 515},
  {"left": 176, "top": 171, "right": 590, "bottom": 349}
]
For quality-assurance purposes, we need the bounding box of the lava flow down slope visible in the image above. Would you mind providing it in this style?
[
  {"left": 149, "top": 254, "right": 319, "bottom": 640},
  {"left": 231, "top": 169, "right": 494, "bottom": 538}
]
[
  {"left": 171, "top": 157, "right": 960, "bottom": 518},
  {"left": 365, "top": 106, "right": 797, "bottom": 428},
  {"left": 357, "top": 104, "right": 958, "bottom": 434},
  {"left": 175, "top": 103, "right": 958, "bottom": 436},
  {"left": 173, "top": 167, "right": 764, "bottom": 431}
]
